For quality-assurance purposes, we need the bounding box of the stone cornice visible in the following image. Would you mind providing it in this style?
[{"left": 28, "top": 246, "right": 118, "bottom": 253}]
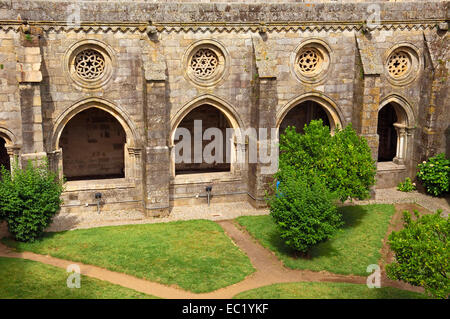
[{"left": 0, "top": 19, "right": 445, "bottom": 33}]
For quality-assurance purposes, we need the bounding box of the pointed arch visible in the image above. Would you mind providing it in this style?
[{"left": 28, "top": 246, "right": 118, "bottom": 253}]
[
  {"left": 52, "top": 97, "right": 140, "bottom": 151},
  {"left": 379, "top": 94, "right": 415, "bottom": 127},
  {"left": 169, "top": 95, "right": 244, "bottom": 177},
  {"left": 170, "top": 94, "right": 244, "bottom": 147},
  {"left": 276, "top": 92, "right": 344, "bottom": 131},
  {"left": 0, "top": 127, "right": 16, "bottom": 147},
  {"left": 51, "top": 98, "right": 141, "bottom": 182},
  {"left": 377, "top": 94, "right": 416, "bottom": 165}
]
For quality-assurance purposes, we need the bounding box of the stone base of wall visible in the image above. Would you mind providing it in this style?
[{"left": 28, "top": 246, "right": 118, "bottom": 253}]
[
  {"left": 247, "top": 194, "right": 269, "bottom": 209},
  {"left": 170, "top": 172, "right": 247, "bottom": 206},
  {"left": 171, "top": 193, "right": 248, "bottom": 207},
  {"left": 375, "top": 162, "right": 407, "bottom": 189},
  {"left": 145, "top": 207, "right": 170, "bottom": 218}
]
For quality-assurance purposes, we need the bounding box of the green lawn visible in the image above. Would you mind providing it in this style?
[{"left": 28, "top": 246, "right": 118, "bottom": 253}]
[
  {"left": 233, "top": 281, "right": 426, "bottom": 299},
  {"left": 0, "top": 257, "right": 156, "bottom": 299},
  {"left": 2, "top": 220, "right": 255, "bottom": 293},
  {"left": 236, "top": 204, "right": 395, "bottom": 276}
]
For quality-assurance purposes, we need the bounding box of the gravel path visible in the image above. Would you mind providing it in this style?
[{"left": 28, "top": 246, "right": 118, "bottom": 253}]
[{"left": 47, "top": 188, "right": 449, "bottom": 232}]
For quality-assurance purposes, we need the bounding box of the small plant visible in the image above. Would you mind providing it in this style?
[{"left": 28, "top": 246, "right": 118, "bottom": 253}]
[
  {"left": 24, "top": 34, "right": 33, "bottom": 41},
  {"left": 417, "top": 153, "right": 450, "bottom": 197},
  {"left": 268, "top": 169, "right": 343, "bottom": 253},
  {"left": 0, "top": 158, "right": 64, "bottom": 242},
  {"left": 397, "top": 177, "right": 416, "bottom": 192},
  {"left": 386, "top": 210, "right": 449, "bottom": 299}
]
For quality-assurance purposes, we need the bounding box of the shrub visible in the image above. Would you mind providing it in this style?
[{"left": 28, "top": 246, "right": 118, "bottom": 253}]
[
  {"left": 0, "top": 159, "right": 64, "bottom": 242},
  {"left": 416, "top": 153, "right": 450, "bottom": 197},
  {"left": 268, "top": 168, "right": 343, "bottom": 253},
  {"left": 386, "top": 210, "right": 449, "bottom": 299},
  {"left": 279, "top": 120, "right": 376, "bottom": 202},
  {"left": 397, "top": 177, "right": 416, "bottom": 192}
]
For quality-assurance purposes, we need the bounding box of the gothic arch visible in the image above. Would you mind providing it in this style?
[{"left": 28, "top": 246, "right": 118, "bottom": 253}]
[
  {"left": 276, "top": 92, "right": 344, "bottom": 131},
  {"left": 0, "top": 127, "right": 16, "bottom": 146},
  {"left": 170, "top": 94, "right": 244, "bottom": 147},
  {"left": 169, "top": 95, "right": 245, "bottom": 177},
  {"left": 51, "top": 98, "right": 141, "bottom": 181},
  {"left": 52, "top": 97, "right": 139, "bottom": 151},
  {"left": 378, "top": 94, "right": 415, "bottom": 127},
  {"left": 377, "top": 94, "right": 416, "bottom": 164}
]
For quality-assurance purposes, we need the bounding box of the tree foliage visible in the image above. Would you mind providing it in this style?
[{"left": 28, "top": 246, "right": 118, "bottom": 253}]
[
  {"left": 278, "top": 120, "right": 376, "bottom": 202},
  {"left": 0, "top": 159, "right": 64, "bottom": 242},
  {"left": 386, "top": 210, "right": 449, "bottom": 299},
  {"left": 268, "top": 168, "right": 343, "bottom": 253}
]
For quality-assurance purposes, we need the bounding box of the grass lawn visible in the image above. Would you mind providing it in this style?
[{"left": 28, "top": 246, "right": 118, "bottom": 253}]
[
  {"left": 2, "top": 220, "right": 255, "bottom": 293},
  {"left": 233, "top": 281, "right": 426, "bottom": 299},
  {"left": 236, "top": 204, "right": 395, "bottom": 276},
  {"left": 0, "top": 257, "right": 156, "bottom": 299}
]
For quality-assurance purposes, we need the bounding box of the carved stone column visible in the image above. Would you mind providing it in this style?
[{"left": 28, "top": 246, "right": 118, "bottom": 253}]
[{"left": 393, "top": 123, "right": 407, "bottom": 165}]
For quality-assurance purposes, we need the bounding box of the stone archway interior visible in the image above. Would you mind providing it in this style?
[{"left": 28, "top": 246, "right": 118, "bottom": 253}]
[
  {"left": 377, "top": 103, "right": 398, "bottom": 162},
  {"left": 59, "top": 108, "right": 126, "bottom": 181},
  {"left": 279, "top": 100, "right": 331, "bottom": 134},
  {"left": 0, "top": 137, "right": 10, "bottom": 173},
  {"left": 175, "top": 104, "right": 231, "bottom": 175}
]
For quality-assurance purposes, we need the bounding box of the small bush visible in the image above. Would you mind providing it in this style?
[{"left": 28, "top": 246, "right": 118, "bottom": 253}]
[
  {"left": 416, "top": 153, "right": 450, "bottom": 197},
  {"left": 397, "top": 177, "right": 416, "bottom": 192},
  {"left": 279, "top": 120, "right": 376, "bottom": 202},
  {"left": 0, "top": 159, "right": 64, "bottom": 242},
  {"left": 268, "top": 169, "right": 343, "bottom": 253},
  {"left": 386, "top": 210, "right": 449, "bottom": 299}
]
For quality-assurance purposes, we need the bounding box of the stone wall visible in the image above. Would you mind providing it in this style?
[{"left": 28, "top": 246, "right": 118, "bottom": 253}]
[{"left": 0, "top": 0, "right": 447, "bottom": 220}]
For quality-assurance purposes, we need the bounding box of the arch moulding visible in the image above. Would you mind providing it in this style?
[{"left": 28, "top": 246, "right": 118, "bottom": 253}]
[
  {"left": 378, "top": 94, "right": 416, "bottom": 128},
  {"left": 276, "top": 92, "right": 344, "bottom": 131},
  {"left": 51, "top": 97, "right": 140, "bottom": 151},
  {"left": 169, "top": 94, "right": 244, "bottom": 147}
]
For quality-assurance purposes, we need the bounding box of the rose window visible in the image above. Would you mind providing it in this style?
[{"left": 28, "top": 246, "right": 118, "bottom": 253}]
[
  {"left": 298, "top": 48, "right": 322, "bottom": 74},
  {"left": 387, "top": 51, "right": 410, "bottom": 78},
  {"left": 74, "top": 49, "right": 106, "bottom": 80},
  {"left": 190, "top": 48, "right": 219, "bottom": 79}
]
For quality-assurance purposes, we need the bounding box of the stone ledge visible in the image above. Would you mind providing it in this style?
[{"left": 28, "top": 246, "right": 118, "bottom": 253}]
[
  {"left": 64, "top": 178, "right": 136, "bottom": 192},
  {"left": 171, "top": 171, "right": 241, "bottom": 185},
  {"left": 376, "top": 161, "right": 407, "bottom": 172}
]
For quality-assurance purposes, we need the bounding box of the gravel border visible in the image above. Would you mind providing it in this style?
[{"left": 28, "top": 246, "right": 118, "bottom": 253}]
[{"left": 46, "top": 188, "right": 449, "bottom": 232}]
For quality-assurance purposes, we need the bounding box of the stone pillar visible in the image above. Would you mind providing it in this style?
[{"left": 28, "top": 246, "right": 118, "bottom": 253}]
[
  {"left": 16, "top": 25, "right": 46, "bottom": 166},
  {"left": 248, "top": 77, "right": 278, "bottom": 208},
  {"left": 393, "top": 123, "right": 407, "bottom": 165},
  {"left": 248, "top": 35, "right": 279, "bottom": 208},
  {"left": 5, "top": 145, "right": 20, "bottom": 169},
  {"left": 360, "top": 75, "right": 382, "bottom": 161},
  {"left": 421, "top": 30, "right": 449, "bottom": 160},
  {"left": 356, "top": 35, "right": 383, "bottom": 161},
  {"left": 143, "top": 70, "right": 170, "bottom": 217}
]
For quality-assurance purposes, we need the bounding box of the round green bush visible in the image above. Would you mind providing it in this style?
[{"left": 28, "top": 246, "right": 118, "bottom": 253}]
[
  {"left": 268, "top": 169, "right": 343, "bottom": 253},
  {"left": 386, "top": 210, "right": 449, "bottom": 299},
  {"left": 417, "top": 153, "right": 450, "bottom": 197},
  {"left": 0, "top": 159, "right": 64, "bottom": 242}
]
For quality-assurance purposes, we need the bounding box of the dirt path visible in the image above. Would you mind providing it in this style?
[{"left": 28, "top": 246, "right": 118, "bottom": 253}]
[{"left": 0, "top": 207, "right": 427, "bottom": 298}]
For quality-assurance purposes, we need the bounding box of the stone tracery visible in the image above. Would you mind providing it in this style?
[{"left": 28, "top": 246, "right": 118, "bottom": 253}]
[
  {"left": 387, "top": 51, "right": 410, "bottom": 78},
  {"left": 74, "top": 49, "right": 106, "bottom": 80},
  {"left": 190, "top": 48, "right": 219, "bottom": 79}
]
